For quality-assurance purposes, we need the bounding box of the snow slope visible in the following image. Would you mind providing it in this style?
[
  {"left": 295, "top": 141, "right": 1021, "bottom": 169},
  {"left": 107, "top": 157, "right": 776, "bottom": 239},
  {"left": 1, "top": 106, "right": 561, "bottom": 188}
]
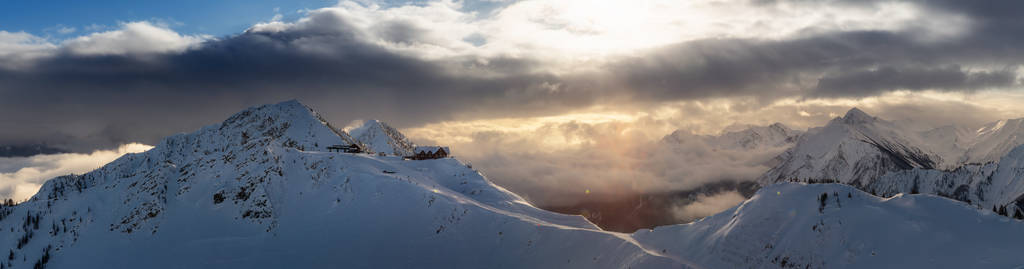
[
  {"left": 3, "top": 101, "right": 1023, "bottom": 268},
  {"left": 634, "top": 183, "right": 1024, "bottom": 268},
  {"left": 963, "top": 118, "right": 1024, "bottom": 164},
  {"left": 348, "top": 119, "right": 416, "bottom": 156}
]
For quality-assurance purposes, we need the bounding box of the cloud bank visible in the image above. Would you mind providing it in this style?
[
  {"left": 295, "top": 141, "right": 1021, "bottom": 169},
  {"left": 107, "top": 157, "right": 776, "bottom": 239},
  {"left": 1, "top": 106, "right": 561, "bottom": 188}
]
[
  {"left": 405, "top": 111, "right": 790, "bottom": 206},
  {"left": 0, "top": 143, "right": 152, "bottom": 201},
  {"left": 672, "top": 191, "right": 747, "bottom": 222},
  {"left": 2, "top": 0, "right": 1024, "bottom": 153}
]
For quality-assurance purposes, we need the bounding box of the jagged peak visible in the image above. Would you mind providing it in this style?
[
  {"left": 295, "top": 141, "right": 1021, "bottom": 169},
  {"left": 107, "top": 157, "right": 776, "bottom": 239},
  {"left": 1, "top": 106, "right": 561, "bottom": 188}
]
[
  {"left": 352, "top": 119, "right": 387, "bottom": 132},
  {"left": 349, "top": 119, "right": 415, "bottom": 156},
  {"left": 842, "top": 107, "right": 875, "bottom": 123},
  {"left": 224, "top": 100, "right": 315, "bottom": 126},
  {"left": 350, "top": 119, "right": 392, "bottom": 135},
  {"left": 205, "top": 100, "right": 354, "bottom": 151}
]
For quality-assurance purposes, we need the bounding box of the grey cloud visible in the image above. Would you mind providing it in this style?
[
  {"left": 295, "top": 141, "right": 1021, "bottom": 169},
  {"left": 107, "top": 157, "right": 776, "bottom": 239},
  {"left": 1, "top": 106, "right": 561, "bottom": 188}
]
[
  {"left": 813, "top": 65, "right": 1018, "bottom": 98},
  {"left": 604, "top": 31, "right": 930, "bottom": 102},
  {"left": 4, "top": 1, "right": 1024, "bottom": 152},
  {"left": 440, "top": 120, "right": 785, "bottom": 206},
  {"left": 0, "top": 11, "right": 578, "bottom": 152},
  {"left": 371, "top": 20, "right": 428, "bottom": 45}
]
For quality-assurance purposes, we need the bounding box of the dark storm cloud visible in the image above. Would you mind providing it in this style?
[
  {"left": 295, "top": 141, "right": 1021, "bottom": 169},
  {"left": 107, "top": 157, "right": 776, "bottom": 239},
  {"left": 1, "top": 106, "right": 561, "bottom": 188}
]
[
  {"left": 0, "top": 10, "right": 584, "bottom": 152},
  {"left": 4, "top": 0, "right": 1024, "bottom": 152},
  {"left": 569, "top": 0, "right": 1024, "bottom": 95},
  {"left": 606, "top": 30, "right": 1003, "bottom": 103},
  {"left": 608, "top": 33, "right": 895, "bottom": 101},
  {"left": 813, "top": 65, "right": 1018, "bottom": 98}
]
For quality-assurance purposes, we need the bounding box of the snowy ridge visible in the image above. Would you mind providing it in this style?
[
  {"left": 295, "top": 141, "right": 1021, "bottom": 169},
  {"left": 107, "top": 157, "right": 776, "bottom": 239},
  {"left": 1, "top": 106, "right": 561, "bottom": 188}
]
[
  {"left": 348, "top": 119, "right": 416, "bottom": 156},
  {"left": 634, "top": 183, "right": 1024, "bottom": 268}
]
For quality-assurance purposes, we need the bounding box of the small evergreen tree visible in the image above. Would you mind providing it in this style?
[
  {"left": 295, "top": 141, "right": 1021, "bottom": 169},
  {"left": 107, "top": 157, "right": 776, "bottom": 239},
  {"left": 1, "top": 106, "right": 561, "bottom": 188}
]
[{"left": 818, "top": 193, "right": 828, "bottom": 213}]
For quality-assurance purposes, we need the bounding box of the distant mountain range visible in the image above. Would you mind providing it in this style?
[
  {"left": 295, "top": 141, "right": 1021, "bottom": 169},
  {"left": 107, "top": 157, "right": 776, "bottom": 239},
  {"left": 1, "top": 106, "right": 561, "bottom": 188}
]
[
  {"left": 551, "top": 123, "right": 800, "bottom": 232},
  {"left": 758, "top": 108, "right": 1024, "bottom": 217},
  {"left": 551, "top": 108, "right": 1024, "bottom": 232},
  {"left": 2, "top": 101, "right": 1023, "bottom": 268},
  {"left": 663, "top": 122, "right": 802, "bottom": 151}
]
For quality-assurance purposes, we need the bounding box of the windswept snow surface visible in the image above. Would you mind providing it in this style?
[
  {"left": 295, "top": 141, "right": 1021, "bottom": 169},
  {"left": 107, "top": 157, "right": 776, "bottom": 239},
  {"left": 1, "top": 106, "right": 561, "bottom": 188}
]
[
  {"left": 634, "top": 183, "right": 1024, "bottom": 268},
  {"left": 2, "top": 101, "right": 1023, "bottom": 268}
]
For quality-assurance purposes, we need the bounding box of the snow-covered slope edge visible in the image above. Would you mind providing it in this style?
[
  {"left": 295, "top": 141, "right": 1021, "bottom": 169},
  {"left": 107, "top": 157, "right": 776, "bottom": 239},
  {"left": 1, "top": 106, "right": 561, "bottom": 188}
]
[
  {"left": 1, "top": 100, "right": 683, "bottom": 269},
  {"left": 634, "top": 183, "right": 1024, "bottom": 268}
]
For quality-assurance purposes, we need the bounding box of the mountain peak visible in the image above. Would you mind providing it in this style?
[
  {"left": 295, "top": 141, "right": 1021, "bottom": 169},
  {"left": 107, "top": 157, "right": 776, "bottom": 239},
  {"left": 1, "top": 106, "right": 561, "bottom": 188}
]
[
  {"left": 223, "top": 99, "right": 312, "bottom": 124},
  {"left": 349, "top": 119, "right": 415, "bottom": 156},
  {"left": 842, "top": 107, "right": 875, "bottom": 124},
  {"left": 217, "top": 99, "right": 353, "bottom": 152}
]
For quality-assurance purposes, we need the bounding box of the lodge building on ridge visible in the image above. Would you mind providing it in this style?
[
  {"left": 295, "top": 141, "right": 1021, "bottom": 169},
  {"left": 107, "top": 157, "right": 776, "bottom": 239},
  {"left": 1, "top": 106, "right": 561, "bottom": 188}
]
[
  {"left": 327, "top": 143, "right": 365, "bottom": 153},
  {"left": 408, "top": 146, "right": 450, "bottom": 160}
]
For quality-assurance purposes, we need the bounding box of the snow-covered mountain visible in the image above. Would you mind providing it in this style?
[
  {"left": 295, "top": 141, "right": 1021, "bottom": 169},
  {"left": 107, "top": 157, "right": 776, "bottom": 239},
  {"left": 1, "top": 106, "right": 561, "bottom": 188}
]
[
  {"left": 663, "top": 122, "right": 802, "bottom": 151},
  {"left": 3, "top": 100, "right": 1023, "bottom": 268},
  {"left": 755, "top": 108, "right": 1024, "bottom": 219},
  {"left": 916, "top": 124, "right": 975, "bottom": 165},
  {"left": 909, "top": 118, "right": 1024, "bottom": 166},
  {"left": 963, "top": 118, "right": 1024, "bottom": 164},
  {"left": 759, "top": 108, "right": 948, "bottom": 187},
  {"left": 634, "top": 183, "right": 1024, "bottom": 268},
  {"left": 348, "top": 119, "right": 416, "bottom": 156},
  {"left": 758, "top": 108, "right": 1024, "bottom": 201}
]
